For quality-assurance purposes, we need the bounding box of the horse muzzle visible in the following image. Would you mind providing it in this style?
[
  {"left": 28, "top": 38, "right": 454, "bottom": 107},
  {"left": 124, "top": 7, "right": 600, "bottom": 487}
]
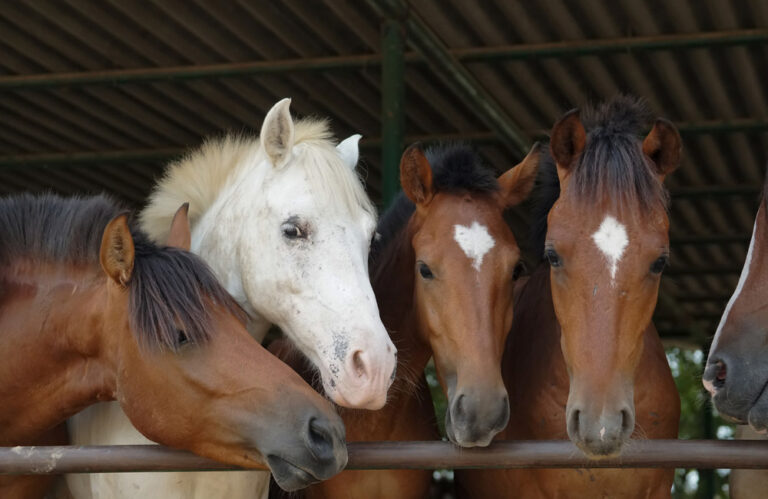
[
  {"left": 265, "top": 411, "right": 347, "bottom": 491},
  {"left": 444, "top": 389, "right": 510, "bottom": 448}
]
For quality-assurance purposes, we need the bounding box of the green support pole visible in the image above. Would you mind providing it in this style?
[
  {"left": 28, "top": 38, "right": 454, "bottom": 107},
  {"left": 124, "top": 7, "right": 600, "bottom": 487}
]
[{"left": 380, "top": 18, "right": 405, "bottom": 209}]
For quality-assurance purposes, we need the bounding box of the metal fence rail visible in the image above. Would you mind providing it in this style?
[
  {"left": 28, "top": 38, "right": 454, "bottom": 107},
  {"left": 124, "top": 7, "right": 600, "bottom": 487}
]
[{"left": 3, "top": 441, "right": 768, "bottom": 475}]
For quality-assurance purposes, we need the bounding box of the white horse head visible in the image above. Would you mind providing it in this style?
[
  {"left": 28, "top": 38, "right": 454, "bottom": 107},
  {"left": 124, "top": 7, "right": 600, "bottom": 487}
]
[{"left": 141, "top": 98, "right": 396, "bottom": 410}]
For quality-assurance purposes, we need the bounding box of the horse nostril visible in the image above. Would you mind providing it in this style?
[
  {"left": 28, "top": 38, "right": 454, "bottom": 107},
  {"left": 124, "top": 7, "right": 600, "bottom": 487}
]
[
  {"left": 568, "top": 409, "right": 581, "bottom": 438},
  {"left": 715, "top": 360, "right": 727, "bottom": 387},
  {"left": 453, "top": 394, "right": 466, "bottom": 419},
  {"left": 620, "top": 408, "right": 634, "bottom": 434},
  {"left": 494, "top": 396, "right": 510, "bottom": 429},
  {"left": 306, "top": 417, "right": 335, "bottom": 463},
  {"left": 350, "top": 350, "right": 367, "bottom": 379}
]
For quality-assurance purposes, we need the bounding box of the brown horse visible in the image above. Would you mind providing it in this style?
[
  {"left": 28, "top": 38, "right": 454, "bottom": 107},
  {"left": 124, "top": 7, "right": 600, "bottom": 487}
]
[
  {"left": 0, "top": 194, "right": 346, "bottom": 498},
  {"left": 703, "top": 171, "right": 768, "bottom": 498},
  {"left": 271, "top": 142, "right": 540, "bottom": 498},
  {"left": 457, "top": 97, "right": 682, "bottom": 497}
]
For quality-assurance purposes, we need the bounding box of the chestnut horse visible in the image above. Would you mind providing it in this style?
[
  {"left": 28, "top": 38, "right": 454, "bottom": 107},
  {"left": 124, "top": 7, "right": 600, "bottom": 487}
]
[
  {"left": 703, "top": 171, "right": 768, "bottom": 498},
  {"left": 0, "top": 194, "right": 346, "bottom": 498},
  {"left": 273, "top": 142, "right": 540, "bottom": 498},
  {"left": 457, "top": 97, "right": 682, "bottom": 497}
]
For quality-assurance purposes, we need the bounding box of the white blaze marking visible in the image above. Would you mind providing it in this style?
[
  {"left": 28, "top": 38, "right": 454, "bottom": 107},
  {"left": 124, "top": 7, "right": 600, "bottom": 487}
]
[
  {"left": 710, "top": 215, "right": 759, "bottom": 353},
  {"left": 600, "top": 427, "right": 606, "bottom": 440},
  {"left": 592, "top": 216, "right": 629, "bottom": 281},
  {"left": 453, "top": 222, "right": 495, "bottom": 271}
]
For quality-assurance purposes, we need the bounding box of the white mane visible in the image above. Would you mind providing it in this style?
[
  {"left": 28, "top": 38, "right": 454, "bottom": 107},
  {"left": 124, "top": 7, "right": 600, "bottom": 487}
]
[{"left": 140, "top": 118, "right": 375, "bottom": 242}]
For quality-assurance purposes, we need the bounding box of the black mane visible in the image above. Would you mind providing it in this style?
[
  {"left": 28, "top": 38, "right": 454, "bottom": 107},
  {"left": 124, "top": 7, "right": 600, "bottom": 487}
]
[
  {"left": 373, "top": 143, "right": 498, "bottom": 258},
  {"left": 531, "top": 95, "right": 670, "bottom": 258},
  {"left": 0, "top": 193, "right": 244, "bottom": 351}
]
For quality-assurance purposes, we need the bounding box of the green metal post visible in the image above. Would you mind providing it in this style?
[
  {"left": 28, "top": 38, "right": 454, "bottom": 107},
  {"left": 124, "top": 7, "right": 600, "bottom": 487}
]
[{"left": 380, "top": 18, "right": 405, "bottom": 208}]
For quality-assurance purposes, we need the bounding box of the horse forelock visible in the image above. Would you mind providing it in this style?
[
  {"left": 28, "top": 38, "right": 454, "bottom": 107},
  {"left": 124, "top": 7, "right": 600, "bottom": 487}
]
[
  {"left": 140, "top": 117, "right": 374, "bottom": 243},
  {"left": 129, "top": 243, "right": 246, "bottom": 353},
  {"left": 531, "top": 96, "right": 670, "bottom": 259},
  {"left": 372, "top": 144, "right": 498, "bottom": 265}
]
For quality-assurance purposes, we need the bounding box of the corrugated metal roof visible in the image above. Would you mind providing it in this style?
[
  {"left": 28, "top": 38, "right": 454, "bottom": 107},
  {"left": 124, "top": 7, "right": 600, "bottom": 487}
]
[{"left": 1, "top": 0, "right": 767, "bottom": 342}]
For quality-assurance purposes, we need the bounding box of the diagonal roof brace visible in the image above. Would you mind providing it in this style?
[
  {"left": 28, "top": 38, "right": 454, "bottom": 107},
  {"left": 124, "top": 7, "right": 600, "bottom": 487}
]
[{"left": 364, "top": 0, "right": 532, "bottom": 157}]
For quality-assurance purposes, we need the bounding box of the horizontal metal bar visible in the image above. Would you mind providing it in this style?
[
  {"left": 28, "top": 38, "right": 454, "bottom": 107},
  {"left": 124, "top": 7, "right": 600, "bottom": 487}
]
[
  {"left": 0, "top": 133, "right": 500, "bottom": 168},
  {"left": 665, "top": 267, "right": 742, "bottom": 276},
  {"left": 671, "top": 185, "right": 762, "bottom": 199},
  {"left": 2, "top": 125, "right": 766, "bottom": 168},
  {"left": 0, "top": 148, "right": 184, "bottom": 168},
  {"left": 0, "top": 30, "right": 765, "bottom": 90},
  {"left": 452, "top": 29, "right": 768, "bottom": 62},
  {"left": 675, "top": 294, "right": 732, "bottom": 303},
  {"left": 0, "top": 55, "right": 399, "bottom": 90},
  {"left": 672, "top": 234, "right": 751, "bottom": 245},
  {"left": 3, "top": 441, "right": 768, "bottom": 474}
]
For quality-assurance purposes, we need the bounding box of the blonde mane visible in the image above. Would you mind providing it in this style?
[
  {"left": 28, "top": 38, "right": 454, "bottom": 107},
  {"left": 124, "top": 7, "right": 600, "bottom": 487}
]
[{"left": 140, "top": 118, "right": 375, "bottom": 242}]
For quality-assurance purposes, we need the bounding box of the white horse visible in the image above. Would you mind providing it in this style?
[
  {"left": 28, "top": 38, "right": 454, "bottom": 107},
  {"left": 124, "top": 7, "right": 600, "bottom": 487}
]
[{"left": 65, "top": 98, "right": 396, "bottom": 499}]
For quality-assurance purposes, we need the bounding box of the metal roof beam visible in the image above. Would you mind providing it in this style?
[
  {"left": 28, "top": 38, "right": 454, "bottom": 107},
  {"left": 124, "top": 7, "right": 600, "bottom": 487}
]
[
  {"left": 665, "top": 267, "right": 742, "bottom": 276},
  {"left": 1, "top": 29, "right": 766, "bottom": 90},
  {"left": 364, "top": 0, "right": 532, "bottom": 156},
  {"left": 672, "top": 234, "right": 751, "bottom": 245}
]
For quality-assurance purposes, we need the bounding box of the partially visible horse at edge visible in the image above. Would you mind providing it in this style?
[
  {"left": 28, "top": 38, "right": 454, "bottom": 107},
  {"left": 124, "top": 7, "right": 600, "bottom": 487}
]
[
  {"left": 457, "top": 96, "right": 682, "bottom": 498},
  {"left": 0, "top": 194, "right": 346, "bottom": 498},
  {"left": 67, "top": 98, "right": 395, "bottom": 499},
  {"left": 703, "top": 168, "right": 768, "bottom": 499}
]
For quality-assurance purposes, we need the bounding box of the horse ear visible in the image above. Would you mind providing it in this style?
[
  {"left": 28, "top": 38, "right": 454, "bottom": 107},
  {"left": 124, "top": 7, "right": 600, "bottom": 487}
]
[
  {"left": 100, "top": 214, "right": 135, "bottom": 288},
  {"left": 337, "top": 134, "right": 361, "bottom": 170},
  {"left": 166, "top": 203, "right": 191, "bottom": 251},
  {"left": 498, "top": 142, "right": 541, "bottom": 207},
  {"left": 262, "top": 98, "right": 295, "bottom": 168},
  {"left": 550, "top": 109, "right": 586, "bottom": 183},
  {"left": 400, "top": 143, "right": 434, "bottom": 206},
  {"left": 642, "top": 118, "right": 682, "bottom": 181}
]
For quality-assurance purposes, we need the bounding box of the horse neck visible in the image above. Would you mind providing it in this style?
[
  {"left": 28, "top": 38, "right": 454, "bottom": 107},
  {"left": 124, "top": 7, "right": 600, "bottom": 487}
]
[
  {"left": 372, "top": 221, "right": 432, "bottom": 396},
  {"left": 0, "top": 262, "right": 116, "bottom": 444},
  {"left": 189, "top": 159, "right": 271, "bottom": 332}
]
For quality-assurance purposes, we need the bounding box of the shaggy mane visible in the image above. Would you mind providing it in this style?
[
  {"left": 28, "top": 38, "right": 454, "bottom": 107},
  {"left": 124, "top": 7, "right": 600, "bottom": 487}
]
[
  {"left": 0, "top": 193, "right": 245, "bottom": 352},
  {"left": 140, "top": 118, "right": 375, "bottom": 241}
]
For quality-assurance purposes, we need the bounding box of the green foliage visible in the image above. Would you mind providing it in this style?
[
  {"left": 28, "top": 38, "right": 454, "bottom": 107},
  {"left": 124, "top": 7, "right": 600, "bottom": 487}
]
[
  {"left": 667, "top": 347, "right": 734, "bottom": 498},
  {"left": 426, "top": 359, "right": 448, "bottom": 437}
]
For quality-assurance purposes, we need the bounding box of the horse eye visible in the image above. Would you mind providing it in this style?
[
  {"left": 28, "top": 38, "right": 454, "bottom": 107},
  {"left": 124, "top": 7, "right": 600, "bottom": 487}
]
[
  {"left": 650, "top": 256, "right": 668, "bottom": 275},
  {"left": 417, "top": 261, "right": 434, "bottom": 279},
  {"left": 177, "top": 330, "right": 189, "bottom": 346},
  {"left": 281, "top": 223, "right": 305, "bottom": 240},
  {"left": 512, "top": 261, "right": 527, "bottom": 281},
  {"left": 545, "top": 248, "right": 562, "bottom": 268}
]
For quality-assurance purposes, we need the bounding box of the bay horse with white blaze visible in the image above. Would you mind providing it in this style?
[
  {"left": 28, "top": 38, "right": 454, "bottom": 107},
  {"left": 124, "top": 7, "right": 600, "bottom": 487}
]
[
  {"left": 703, "top": 170, "right": 768, "bottom": 498},
  {"left": 273, "top": 142, "right": 540, "bottom": 498},
  {"left": 0, "top": 194, "right": 346, "bottom": 498},
  {"left": 457, "top": 96, "right": 681, "bottom": 498},
  {"left": 67, "top": 99, "right": 394, "bottom": 498}
]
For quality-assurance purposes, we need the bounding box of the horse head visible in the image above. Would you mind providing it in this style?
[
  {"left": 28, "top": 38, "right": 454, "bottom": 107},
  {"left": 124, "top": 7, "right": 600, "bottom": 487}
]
[
  {"left": 398, "top": 143, "right": 539, "bottom": 447},
  {"left": 543, "top": 98, "right": 681, "bottom": 457},
  {"left": 101, "top": 205, "right": 347, "bottom": 491}
]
